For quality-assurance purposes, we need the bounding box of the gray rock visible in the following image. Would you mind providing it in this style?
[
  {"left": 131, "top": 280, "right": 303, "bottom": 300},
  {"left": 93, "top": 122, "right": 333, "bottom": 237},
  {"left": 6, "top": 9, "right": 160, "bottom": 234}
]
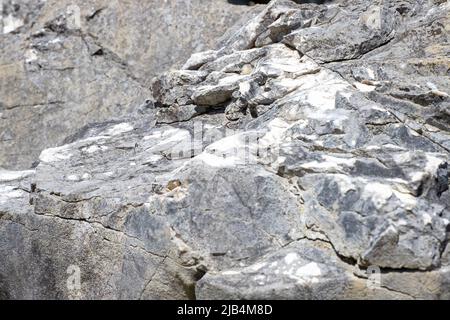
[
  {"left": 1, "top": 0, "right": 449, "bottom": 300},
  {"left": 283, "top": 0, "right": 398, "bottom": 62},
  {"left": 0, "top": 0, "right": 255, "bottom": 169},
  {"left": 196, "top": 240, "right": 412, "bottom": 299}
]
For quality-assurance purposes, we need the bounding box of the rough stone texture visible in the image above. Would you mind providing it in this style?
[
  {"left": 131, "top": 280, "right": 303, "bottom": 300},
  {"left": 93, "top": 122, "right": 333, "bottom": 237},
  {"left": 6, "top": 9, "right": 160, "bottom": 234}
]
[
  {"left": 1, "top": 0, "right": 450, "bottom": 300},
  {"left": 0, "top": 0, "right": 257, "bottom": 170}
]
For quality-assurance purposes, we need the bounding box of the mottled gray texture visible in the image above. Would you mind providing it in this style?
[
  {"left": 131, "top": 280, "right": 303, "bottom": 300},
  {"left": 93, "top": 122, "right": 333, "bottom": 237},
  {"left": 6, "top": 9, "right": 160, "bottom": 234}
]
[
  {"left": 0, "top": 0, "right": 256, "bottom": 170},
  {"left": 1, "top": 0, "right": 449, "bottom": 300}
]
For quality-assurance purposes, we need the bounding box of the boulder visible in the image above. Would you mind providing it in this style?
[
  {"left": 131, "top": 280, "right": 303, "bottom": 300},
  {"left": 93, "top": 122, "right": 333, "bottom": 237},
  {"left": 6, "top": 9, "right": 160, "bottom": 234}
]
[{"left": 1, "top": 0, "right": 449, "bottom": 299}]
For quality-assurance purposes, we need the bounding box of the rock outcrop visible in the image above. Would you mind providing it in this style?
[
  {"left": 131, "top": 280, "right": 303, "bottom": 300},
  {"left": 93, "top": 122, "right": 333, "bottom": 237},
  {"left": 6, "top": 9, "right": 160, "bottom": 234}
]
[
  {"left": 1, "top": 0, "right": 449, "bottom": 299},
  {"left": 0, "top": 0, "right": 257, "bottom": 169}
]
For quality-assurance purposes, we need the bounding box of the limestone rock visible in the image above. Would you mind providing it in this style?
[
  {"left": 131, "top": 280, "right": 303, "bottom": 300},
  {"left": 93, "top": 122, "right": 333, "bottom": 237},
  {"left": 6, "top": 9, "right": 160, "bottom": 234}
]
[
  {"left": 0, "top": 0, "right": 255, "bottom": 169},
  {"left": 1, "top": 0, "right": 449, "bottom": 300}
]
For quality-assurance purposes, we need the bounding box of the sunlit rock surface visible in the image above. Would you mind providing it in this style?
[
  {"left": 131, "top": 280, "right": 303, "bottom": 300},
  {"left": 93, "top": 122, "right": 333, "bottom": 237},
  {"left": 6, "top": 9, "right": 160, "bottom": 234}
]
[
  {"left": 0, "top": 0, "right": 257, "bottom": 169},
  {"left": 1, "top": 0, "right": 449, "bottom": 299}
]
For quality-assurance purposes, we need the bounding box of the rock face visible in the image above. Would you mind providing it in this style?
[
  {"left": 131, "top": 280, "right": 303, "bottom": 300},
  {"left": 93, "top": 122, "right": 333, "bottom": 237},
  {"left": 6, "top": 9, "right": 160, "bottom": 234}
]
[
  {"left": 1, "top": 0, "right": 450, "bottom": 299},
  {"left": 0, "top": 0, "right": 256, "bottom": 170}
]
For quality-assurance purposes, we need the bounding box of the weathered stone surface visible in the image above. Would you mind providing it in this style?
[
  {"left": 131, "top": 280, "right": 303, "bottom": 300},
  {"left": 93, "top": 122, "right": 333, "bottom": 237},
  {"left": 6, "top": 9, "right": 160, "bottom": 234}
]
[
  {"left": 0, "top": 0, "right": 255, "bottom": 169},
  {"left": 196, "top": 240, "right": 413, "bottom": 299},
  {"left": 1, "top": 0, "right": 449, "bottom": 300}
]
